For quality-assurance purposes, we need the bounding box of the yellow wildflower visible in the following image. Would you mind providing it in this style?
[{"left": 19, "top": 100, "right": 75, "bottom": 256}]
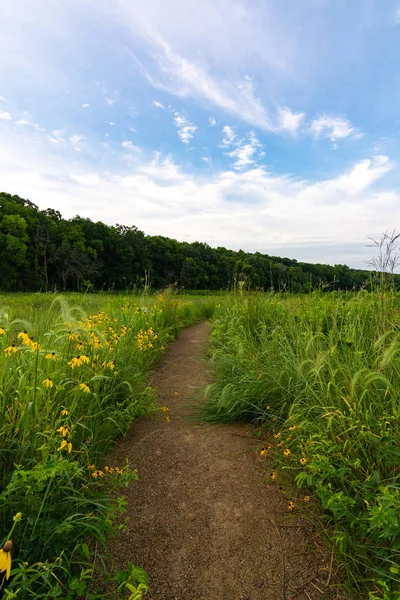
[
  {"left": 60, "top": 409, "right": 69, "bottom": 416},
  {"left": 45, "top": 352, "right": 57, "bottom": 361},
  {"left": 13, "top": 513, "right": 22, "bottom": 523},
  {"left": 42, "top": 377, "right": 54, "bottom": 388},
  {"left": 260, "top": 448, "right": 268, "bottom": 457},
  {"left": 29, "top": 340, "right": 40, "bottom": 351},
  {"left": 166, "top": 416, "right": 171, "bottom": 423},
  {"left": 4, "top": 344, "right": 17, "bottom": 356},
  {"left": 88, "top": 464, "right": 96, "bottom": 470},
  {"left": 68, "top": 356, "right": 82, "bottom": 368},
  {"left": 80, "top": 355, "right": 90, "bottom": 364},
  {"left": 289, "top": 425, "right": 297, "bottom": 431},
  {"left": 0, "top": 327, "right": 5, "bottom": 335},
  {"left": 274, "top": 432, "right": 281, "bottom": 439},
  {"left": 92, "top": 470, "right": 104, "bottom": 478},
  {"left": 284, "top": 449, "right": 291, "bottom": 457},
  {"left": 18, "top": 331, "right": 29, "bottom": 344},
  {"left": 0, "top": 540, "right": 12, "bottom": 580},
  {"left": 300, "top": 457, "right": 307, "bottom": 465},
  {"left": 68, "top": 332, "right": 79, "bottom": 342},
  {"left": 58, "top": 440, "right": 72, "bottom": 453},
  {"left": 57, "top": 425, "right": 70, "bottom": 437},
  {"left": 304, "top": 496, "right": 310, "bottom": 503},
  {"left": 161, "top": 406, "right": 169, "bottom": 412},
  {"left": 79, "top": 383, "right": 91, "bottom": 393},
  {"left": 270, "top": 471, "right": 277, "bottom": 481},
  {"left": 288, "top": 501, "right": 295, "bottom": 511}
]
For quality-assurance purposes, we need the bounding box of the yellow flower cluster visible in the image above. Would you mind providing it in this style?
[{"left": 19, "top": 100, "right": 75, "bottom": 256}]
[
  {"left": 57, "top": 425, "right": 72, "bottom": 453},
  {"left": 88, "top": 464, "right": 124, "bottom": 478},
  {"left": 18, "top": 331, "right": 40, "bottom": 351},
  {"left": 137, "top": 326, "right": 158, "bottom": 351}
]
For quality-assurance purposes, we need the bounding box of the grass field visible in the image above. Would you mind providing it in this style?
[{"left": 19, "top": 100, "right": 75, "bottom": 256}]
[
  {"left": 0, "top": 290, "right": 216, "bottom": 598},
  {"left": 205, "top": 290, "right": 400, "bottom": 599},
  {"left": 1, "top": 288, "right": 399, "bottom": 599}
]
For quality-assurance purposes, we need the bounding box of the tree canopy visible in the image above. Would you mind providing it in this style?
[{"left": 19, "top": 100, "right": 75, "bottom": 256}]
[{"left": 0, "top": 191, "right": 381, "bottom": 292}]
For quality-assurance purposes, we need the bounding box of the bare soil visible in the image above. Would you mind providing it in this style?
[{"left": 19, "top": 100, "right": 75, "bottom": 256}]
[{"left": 108, "top": 322, "right": 344, "bottom": 600}]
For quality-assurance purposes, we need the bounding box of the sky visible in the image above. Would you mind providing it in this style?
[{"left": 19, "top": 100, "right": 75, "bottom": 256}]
[{"left": 1, "top": 0, "right": 400, "bottom": 268}]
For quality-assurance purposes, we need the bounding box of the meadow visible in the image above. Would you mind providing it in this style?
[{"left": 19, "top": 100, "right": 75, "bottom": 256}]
[
  {"left": 1, "top": 288, "right": 399, "bottom": 599},
  {"left": 0, "top": 291, "right": 215, "bottom": 598},
  {"left": 205, "top": 290, "right": 400, "bottom": 599}
]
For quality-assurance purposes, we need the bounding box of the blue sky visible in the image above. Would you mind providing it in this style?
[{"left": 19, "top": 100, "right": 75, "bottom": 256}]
[{"left": 1, "top": 0, "right": 400, "bottom": 267}]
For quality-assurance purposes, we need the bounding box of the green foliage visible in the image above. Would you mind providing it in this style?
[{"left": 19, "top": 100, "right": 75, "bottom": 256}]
[
  {"left": 206, "top": 291, "right": 400, "bottom": 598},
  {"left": 0, "top": 291, "right": 216, "bottom": 597},
  {"left": 0, "top": 191, "right": 382, "bottom": 292}
]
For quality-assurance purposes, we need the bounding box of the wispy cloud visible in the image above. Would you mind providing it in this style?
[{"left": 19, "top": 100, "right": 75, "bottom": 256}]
[
  {"left": 225, "top": 132, "right": 264, "bottom": 169},
  {"left": 277, "top": 107, "right": 305, "bottom": 133},
  {"left": 0, "top": 110, "right": 11, "bottom": 120},
  {"left": 82, "top": 103, "right": 90, "bottom": 108},
  {"left": 174, "top": 112, "right": 197, "bottom": 144},
  {"left": 106, "top": 98, "right": 116, "bottom": 105},
  {"left": 0, "top": 95, "right": 6, "bottom": 102},
  {"left": 15, "top": 118, "right": 44, "bottom": 131},
  {"left": 153, "top": 99, "right": 164, "bottom": 109},
  {"left": 122, "top": 140, "right": 140, "bottom": 152},
  {"left": 131, "top": 41, "right": 274, "bottom": 131},
  {"left": 70, "top": 134, "right": 85, "bottom": 144},
  {"left": 310, "top": 115, "right": 356, "bottom": 141},
  {"left": 220, "top": 125, "right": 236, "bottom": 147},
  {"left": 208, "top": 117, "right": 216, "bottom": 127}
]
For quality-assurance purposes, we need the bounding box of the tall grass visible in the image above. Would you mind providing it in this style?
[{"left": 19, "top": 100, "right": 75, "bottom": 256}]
[
  {"left": 0, "top": 290, "right": 216, "bottom": 598},
  {"left": 205, "top": 291, "right": 400, "bottom": 599}
]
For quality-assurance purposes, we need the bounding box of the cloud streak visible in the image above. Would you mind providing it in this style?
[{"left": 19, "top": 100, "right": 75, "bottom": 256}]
[{"left": 174, "top": 112, "right": 197, "bottom": 144}]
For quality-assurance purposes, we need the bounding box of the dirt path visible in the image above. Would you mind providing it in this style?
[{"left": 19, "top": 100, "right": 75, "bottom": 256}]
[{"left": 109, "top": 322, "right": 342, "bottom": 600}]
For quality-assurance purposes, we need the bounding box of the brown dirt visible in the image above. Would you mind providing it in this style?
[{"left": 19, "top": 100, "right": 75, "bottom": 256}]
[{"left": 108, "top": 321, "right": 344, "bottom": 600}]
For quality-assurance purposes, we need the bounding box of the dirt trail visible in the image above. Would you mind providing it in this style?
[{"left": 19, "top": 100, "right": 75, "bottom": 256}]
[{"left": 109, "top": 322, "right": 341, "bottom": 600}]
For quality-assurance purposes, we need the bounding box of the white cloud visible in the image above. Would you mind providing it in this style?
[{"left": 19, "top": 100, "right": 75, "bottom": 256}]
[
  {"left": 122, "top": 140, "right": 140, "bottom": 152},
  {"left": 310, "top": 115, "right": 355, "bottom": 141},
  {"left": 202, "top": 156, "right": 211, "bottom": 165},
  {"left": 70, "top": 134, "right": 84, "bottom": 144},
  {"left": 277, "top": 107, "right": 305, "bottom": 133},
  {"left": 0, "top": 121, "right": 395, "bottom": 268},
  {"left": 109, "top": 122, "right": 115, "bottom": 126},
  {"left": 70, "top": 172, "right": 101, "bottom": 186},
  {"left": 0, "top": 110, "right": 11, "bottom": 120},
  {"left": 15, "top": 118, "right": 44, "bottom": 131},
  {"left": 153, "top": 99, "right": 164, "bottom": 109},
  {"left": 82, "top": 103, "right": 90, "bottom": 108},
  {"left": 0, "top": 95, "right": 6, "bottom": 102},
  {"left": 106, "top": 98, "right": 116, "bottom": 105},
  {"left": 220, "top": 125, "right": 236, "bottom": 147},
  {"left": 226, "top": 132, "right": 264, "bottom": 169},
  {"left": 208, "top": 117, "right": 216, "bottom": 127},
  {"left": 138, "top": 42, "right": 274, "bottom": 131},
  {"left": 174, "top": 112, "right": 197, "bottom": 144}
]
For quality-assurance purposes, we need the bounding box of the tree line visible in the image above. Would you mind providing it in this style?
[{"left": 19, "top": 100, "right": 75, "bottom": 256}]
[{"left": 0, "top": 191, "right": 384, "bottom": 292}]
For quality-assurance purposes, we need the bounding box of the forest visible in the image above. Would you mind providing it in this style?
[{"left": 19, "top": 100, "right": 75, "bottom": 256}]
[{"left": 0, "top": 191, "right": 381, "bottom": 292}]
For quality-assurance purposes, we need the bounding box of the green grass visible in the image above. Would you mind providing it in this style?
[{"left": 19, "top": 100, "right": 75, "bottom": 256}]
[
  {"left": 0, "top": 290, "right": 217, "bottom": 598},
  {"left": 205, "top": 290, "right": 400, "bottom": 600}
]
